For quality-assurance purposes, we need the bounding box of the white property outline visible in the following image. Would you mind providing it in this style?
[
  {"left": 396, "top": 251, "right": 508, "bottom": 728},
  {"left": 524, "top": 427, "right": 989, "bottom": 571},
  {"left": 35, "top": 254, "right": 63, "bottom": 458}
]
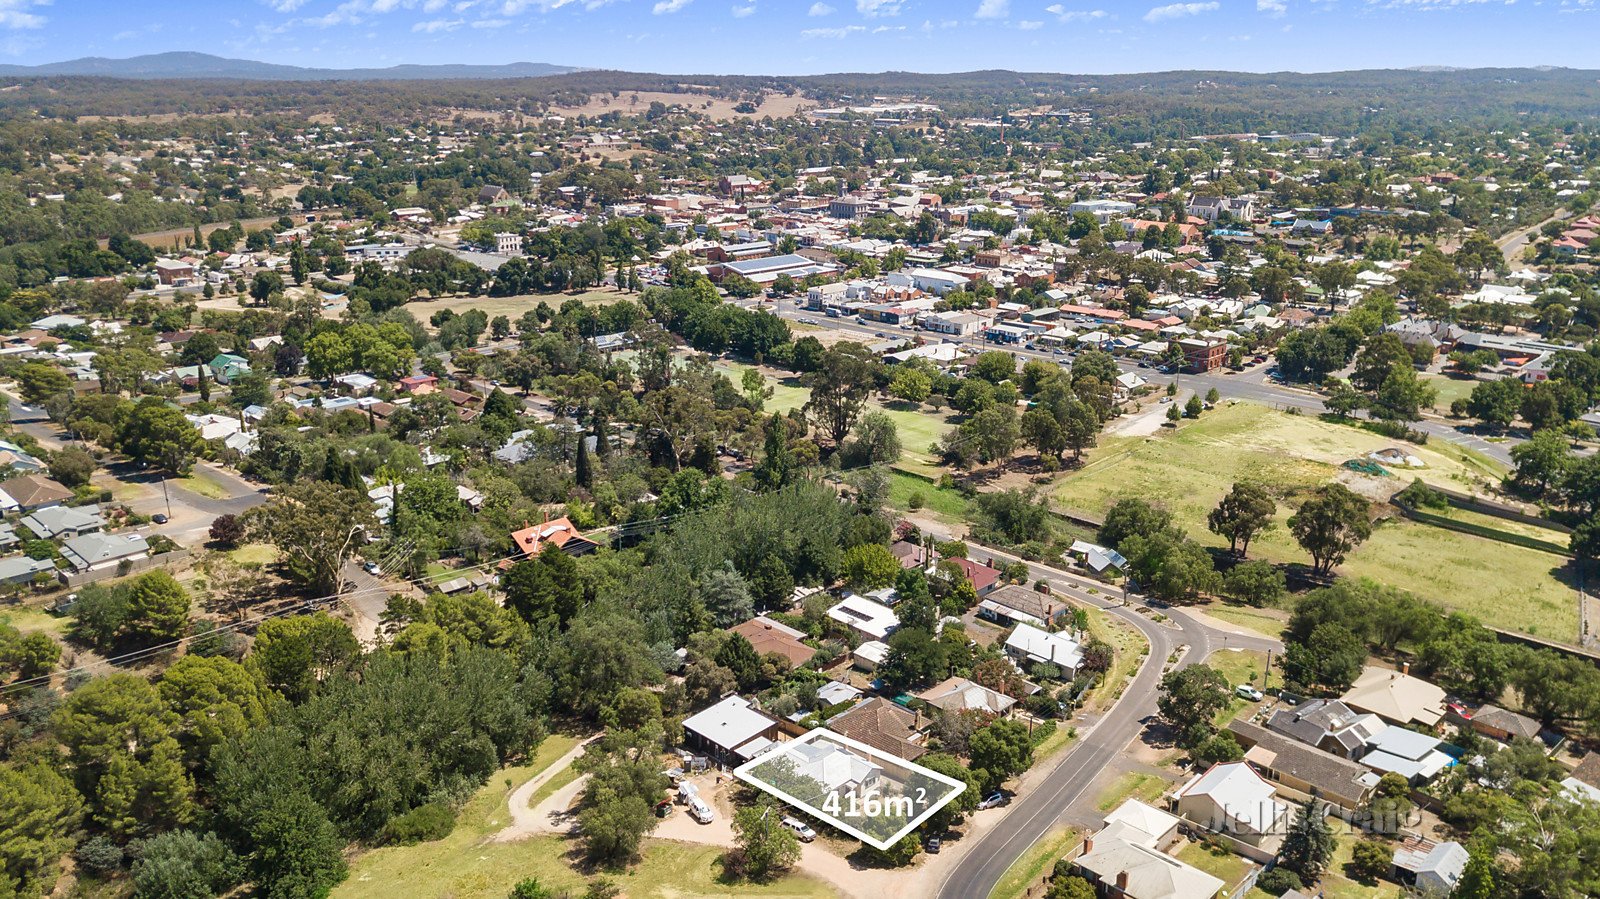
[{"left": 734, "top": 727, "right": 967, "bottom": 850}]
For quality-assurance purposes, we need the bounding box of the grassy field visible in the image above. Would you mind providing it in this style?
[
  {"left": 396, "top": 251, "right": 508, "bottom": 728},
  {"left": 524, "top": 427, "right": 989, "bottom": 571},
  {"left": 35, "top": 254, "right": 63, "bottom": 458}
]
[
  {"left": 1095, "top": 772, "right": 1169, "bottom": 812},
  {"left": 1051, "top": 401, "right": 1580, "bottom": 642},
  {"left": 988, "top": 826, "right": 1082, "bottom": 899},
  {"left": 1206, "top": 648, "right": 1280, "bottom": 726},
  {"left": 337, "top": 734, "right": 833, "bottom": 899},
  {"left": 229, "top": 543, "right": 279, "bottom": 566},
  {"left": 0, "top": 606, "right": 68, "bottom": 635},
  {"left": 413, "top": 287, "right": 634, "bottom": 324},
  {"left": 887, "top": 471, "right": 970, "bottom": 523},
  {"left": 1174, "top": 840, "right": 1255, "bottom": 890},
  {"left": 1423, "top": 374, "right": 1478, "bottom": 413},
  {"left": 714, "top": 362, "right": 810, "bottom": 416},
  {"left": 1203, "top": 607, "right": 1288, "bottom": 640},
  {"left": 178, "top": 472, "right": 232, "bottom": 500},
  {"left": 876, "top": 401, "right": 958, "bottom": 477},
  {"left": 1427, "top": 503, "right": 1574, "bottom": 546}
]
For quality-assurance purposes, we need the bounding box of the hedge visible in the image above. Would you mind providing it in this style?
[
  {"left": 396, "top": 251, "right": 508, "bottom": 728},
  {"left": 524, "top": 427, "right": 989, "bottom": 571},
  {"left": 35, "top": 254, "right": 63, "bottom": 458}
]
[{"left": 1395, "top": 502, "right": 1573, "bottom": 557}]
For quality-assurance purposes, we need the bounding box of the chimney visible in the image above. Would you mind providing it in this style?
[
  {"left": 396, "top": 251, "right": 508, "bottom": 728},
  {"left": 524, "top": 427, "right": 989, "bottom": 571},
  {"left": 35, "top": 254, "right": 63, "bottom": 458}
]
[
  {"left": 1115, "top": 870, "right": 1129, "bottom": 892},
  {"left": 1082, "top": 837, "right": 1093, "bottom": 856},
  {"left": 1401, "top": 661, "right": 1411, "bottom": 676}
]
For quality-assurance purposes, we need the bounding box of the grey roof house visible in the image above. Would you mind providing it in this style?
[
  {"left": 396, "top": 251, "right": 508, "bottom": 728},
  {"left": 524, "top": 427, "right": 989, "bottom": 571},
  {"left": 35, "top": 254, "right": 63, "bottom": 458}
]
[
  {"left": 20, "top": 505, "right": 104, "bottom": 540},
  {"left": 61, "top": 532, "right": 149, "bottom": 573}
]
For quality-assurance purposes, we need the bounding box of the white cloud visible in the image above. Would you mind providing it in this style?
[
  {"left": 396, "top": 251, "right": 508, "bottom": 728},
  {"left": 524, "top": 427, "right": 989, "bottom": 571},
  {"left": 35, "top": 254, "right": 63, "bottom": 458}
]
[
  {"left": 412, "top": 16, "right": 463, "bottom": 29},
  {"left": 975, "top": 0, "right": 1009, "bottom": 17},
  {"left": 652, "top": 0, "right": 690, "bottom": 12},
  {"left": 1143, "top": 1, "right": 1218, "bottom": 22},
  {"left": 266, "top": 0, "right": 310, "bottom": 11},
  {"left": 732, "top": 2, "right": 756, "bottom": 14},
  {"left": 856, "top": 0, "right": 902, "bottom": 17},
  {"left": 0, "top": 0, "right": 46, "bottom": 28},
  {"left": 471, "top": 16, "right": 509, "bottom": 25},
  {"left": 1044, "top": 4, "right": 1109, "bottom": 22},
  {"left": 808, "top": 0, "right": 834, "bottom": 12},
  {"left": 1257, "top": 0, "right": 1287, "bottom": 12},
  {"left": 802, "top": 23, "right": 866, "bottom": 36},
  {"left": 1017, "top": 18, "right": 1043, "bottom": 27}
]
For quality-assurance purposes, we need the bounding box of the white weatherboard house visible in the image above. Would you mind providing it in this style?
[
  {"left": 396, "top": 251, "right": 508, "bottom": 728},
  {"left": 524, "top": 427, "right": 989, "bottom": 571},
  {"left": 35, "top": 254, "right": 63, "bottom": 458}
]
[
  {"left": 1003, "top": 623, "right": 1083, "bottom": 673},
  {"left": 1173, "top": 761, "right": 1288, "bottom": 848}
]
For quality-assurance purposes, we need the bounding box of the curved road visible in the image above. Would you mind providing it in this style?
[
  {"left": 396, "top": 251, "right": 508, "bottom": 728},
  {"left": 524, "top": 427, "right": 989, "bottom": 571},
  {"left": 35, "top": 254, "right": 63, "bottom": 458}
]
[{"left": 934, "top": 543, "right": 1281, "bottom": 899}]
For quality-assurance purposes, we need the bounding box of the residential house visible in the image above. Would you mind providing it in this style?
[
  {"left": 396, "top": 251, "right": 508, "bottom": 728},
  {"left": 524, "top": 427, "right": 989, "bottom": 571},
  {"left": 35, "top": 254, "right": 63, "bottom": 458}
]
[
  {"left": 1072, "top": 808, "right": 1225, "bottom": 899},
  {"left": 508, "top": 516, "right": 598, "bottom": 559},
  {"left": 19, "top": 505, "right": 103, "bottom": 540},
  {"left": 207, "top": 353, "right": 251, "bottom": 384},
  {"left": 1176, "top": 338, "right": 1228, "bottom": 373},
  {"left": 1068, "top": 540, "right": 1129, "bottom": 575},
  {"left": 946, "top": 556, "right": 1001, "bottom": 595},
  {"left": 1360, "top": 726, "right": 1455, "bottom": 785},
  {"left": 0, "top": 555, "right": 56, "bottom": 585},
  {"left": 1450, "top": 703, "right": 1549, "bottom": 746},
  {"left": 889, "top": 539, "right": 932, "bottom": 569},
  {"left": 1561, "top": 752, "right": 1600, "bottom": 805},
  {"left": 0, "top": 475, "right": 72, "bottom": 513},
  {"left": 826, "top": 595, "right": 899, "bottom": 642},
  {"left": 1172, "top": 761, "right": 1288, "bottom": 848},
  {"left": 1265, "top": 700, "right": 1386, "bottom": 759},
  {"left": 1227, "top": 720, "right": 1378, "bottom": 811},
  {"left": 852, "top": 640, "right": 890, "bottom": 672},
  {"left": 1102, "top": 799, "right": 1183, "bottom": 849},
  {"left": 826, "top": 697, "right": 927, "bottom": 761},
  {"left": 1004, "top": 623, "right": 1083, "bottom": 674},
  {"left": 1341, "top": 666, "right": 1447, "bottom": 729},
  {"left": 729, "top": 616, "right": 817, "bottom": 669},
  {"left": 917, "top": 676, "right": 1016, "bottom": 716},
  {"left": 0, "top": 440, "right": 44, "bottom": 473},
  {"left": 789, "top": 739, "right": 883, "bottom": 794},
  {"left": 979, "top": 584, "right": 1063, "bottom": 629},
  {"left": 681, "top": 695, "right": 780, "bottom": 763},
  {"left": 61, "top": 532, "right": 149, "bottom": 573},
  {"left": 396, "top": 374, "right": 439, "bottom": 396},
  {"left": 1391, "top": 838, "right": 1469, "bottom": 895}
]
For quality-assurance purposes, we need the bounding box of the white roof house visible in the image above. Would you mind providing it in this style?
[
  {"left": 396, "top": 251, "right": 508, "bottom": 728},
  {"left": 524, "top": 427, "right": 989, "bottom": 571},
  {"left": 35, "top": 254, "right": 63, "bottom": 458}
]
[
  {"left": 1360, "top": 726, "right": 1455, "bottom": 784},
  {"left": 681, "top": 695, "right": 776, "bottom": 760},
  {"left": 1393, "top": 839, "right": 1469, "bottom": 895},
  {"left": 827, "top": 595, "right": 900, "bottom": 641},
  {"left": 1004, "top": 623, "right": 1083, "bottom": 672},
  {"left": 1174, "top": 761, "right": 1288, "bottom": 843},
  {"left": 1103, "top": 799, "right": 1182, "bottom": 847},
  {"left": 788, "top": 740, "right": 883, "bottom": 794},
  {"left": 1074, "top": 837, "right": 1225, "bottom": 899}
]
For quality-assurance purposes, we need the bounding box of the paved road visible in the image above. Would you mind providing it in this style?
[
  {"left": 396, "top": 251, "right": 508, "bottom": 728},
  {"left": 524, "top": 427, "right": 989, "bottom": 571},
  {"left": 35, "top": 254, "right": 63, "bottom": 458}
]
[
  {"left": 774, "top": 303, "right": 1516, "bottom": 466},
  {"left": 932, "top": 542, "right": 1280, "bottom": 899}
]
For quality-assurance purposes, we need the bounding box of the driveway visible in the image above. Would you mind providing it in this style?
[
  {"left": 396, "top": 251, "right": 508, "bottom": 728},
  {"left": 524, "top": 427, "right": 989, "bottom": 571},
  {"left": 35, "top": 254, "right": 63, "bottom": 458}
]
[{"left": 934, "top": 543, "right": 1280, "bottom": 899}]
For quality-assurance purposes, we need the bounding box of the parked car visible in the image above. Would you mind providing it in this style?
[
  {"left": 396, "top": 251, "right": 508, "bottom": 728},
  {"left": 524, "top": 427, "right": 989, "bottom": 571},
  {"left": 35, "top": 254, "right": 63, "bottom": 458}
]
[
  {"left": 781, "top": 816, "right": 817, "bottom": 842},
  {"left": 978, "top": 792, "right": 1009, "bottom": 810},
  {"left": 151, "top": 513, "right": 169, "bottom": 524},
  {"left": 924, "top": 836, "right": 942, "bottom": 853},
  {"left": 363, "top": 561, "right": 382, "bottom": 575},
  {"left": 688, "top": 798, "right": 714, "bottom": 824},
  {"left": 1236, "top": 684, "right": 1264, "bottom": 702}
]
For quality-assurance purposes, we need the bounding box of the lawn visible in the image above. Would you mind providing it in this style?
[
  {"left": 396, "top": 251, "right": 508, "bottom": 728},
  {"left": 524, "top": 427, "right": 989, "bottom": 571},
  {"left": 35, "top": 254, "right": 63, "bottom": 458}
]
[
  {"left": 1052, "top": 401, "right": 1580, "bottom": 643},
  {"left": 988, "top": 826, "right": 1082, "bottom": 899},
  {"left": 714, "top": 361, "right": 811, "bottom": 416},
  {"left": 1206, "top": 648, "right": 1280, "bottom": 725},
  {"left": 1095, "top": 772, "right": 1169, "bottom": 812},
  {"left": 0, "top": 606, "right": 69, "bottom": 635},
  {"left": 1082, "top": 602, "right": 1149, "bottom": 714},
  {"left": 178, "top": 472, "right": 232, "bottom": 500},
  {"left": 1174, "top": 840, "right": 1254, "bottom": 890},
  {"left": 336, "top": 734, "right": 833, "bottom": 899},
  {"left": 1422, "top": 374, "right": 1478, "bottom": 414},
  {"left": 411, "top": 287, "right": 635, "bottom": 328},
  {"left": 1426, "top": 503, "right": 1573, "bottom": 547},
  {"left": 228, "top": 543, "right": 279, "bottom": 566},
  {"left": 1203, "top": 607, "right": 1287, "bottom": 640},
  {"left": 887, "top": 471, "right": 970, "bottom": 523},
  {"left": 874, "top": 401, "right": 958, "bottom": 477}
]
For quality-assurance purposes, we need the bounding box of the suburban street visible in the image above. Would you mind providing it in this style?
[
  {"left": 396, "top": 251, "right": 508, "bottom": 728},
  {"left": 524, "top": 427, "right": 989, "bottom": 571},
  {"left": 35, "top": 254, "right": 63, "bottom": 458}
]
[
  {"left": 932, "top": 540, "right": 1282, "bottom": 899},
  {"left": 768, "top": 302, "right": 1518, "bottom": 466}
]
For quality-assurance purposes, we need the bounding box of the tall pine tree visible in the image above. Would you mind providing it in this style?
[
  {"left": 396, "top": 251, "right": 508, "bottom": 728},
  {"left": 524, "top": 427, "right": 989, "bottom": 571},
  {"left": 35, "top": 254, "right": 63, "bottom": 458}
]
[
  {"left": 575, "top": 433, "right": 593, "bottom": 490},
  {"left": 1280, "top": 796, "right": 1335, "bottom": 881}
]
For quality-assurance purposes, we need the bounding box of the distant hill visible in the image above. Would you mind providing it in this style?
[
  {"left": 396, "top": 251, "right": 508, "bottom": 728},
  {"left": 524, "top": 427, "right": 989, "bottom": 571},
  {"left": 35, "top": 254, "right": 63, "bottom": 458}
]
[{"left": 0, "top": 51, "right": 583, "bottom": 81}]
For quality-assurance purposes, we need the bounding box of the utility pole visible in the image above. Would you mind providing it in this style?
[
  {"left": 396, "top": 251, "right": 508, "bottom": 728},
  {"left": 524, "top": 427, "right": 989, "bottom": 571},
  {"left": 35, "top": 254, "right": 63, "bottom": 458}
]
[{"left": 161, "top": 473, "right": 172, "bottom": 521}]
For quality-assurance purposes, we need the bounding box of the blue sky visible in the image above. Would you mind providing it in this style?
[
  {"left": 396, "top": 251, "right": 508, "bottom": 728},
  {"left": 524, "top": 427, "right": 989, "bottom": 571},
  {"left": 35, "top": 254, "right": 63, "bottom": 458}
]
[{"left": 2, "top": 0, "right": 1596, "bottom": 75}]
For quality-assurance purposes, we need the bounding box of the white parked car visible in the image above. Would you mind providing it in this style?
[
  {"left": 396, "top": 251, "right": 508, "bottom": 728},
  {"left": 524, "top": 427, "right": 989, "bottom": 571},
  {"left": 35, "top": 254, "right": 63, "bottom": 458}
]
[
  {"left": 781, "top": 816, "right": 816, "bottom": 842},
  {"left": 688, "top": 798, "right": 714, "bottom": 824},
  {"left": 1236, "top": 684, "right": 1264, "bottom": 702}
]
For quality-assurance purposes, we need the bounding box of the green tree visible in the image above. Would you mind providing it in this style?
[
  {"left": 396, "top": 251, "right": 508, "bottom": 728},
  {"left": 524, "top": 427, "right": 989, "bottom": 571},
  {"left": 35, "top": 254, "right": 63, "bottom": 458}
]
[
  {"left": 1290, "top": 484, "right": 1373, "bottom": 577},
  {"left": 116, "top": 397, "right": 204, "bottom": 474},
  {"left": 841, "top": 543, "right": 899, "bottom": 589},
  {"left": 729, "top": 800, "right": 800, "bottom": 881},
  {"left": 803, "top": 344, "right": 877, "bottom": 446},
  {"left": 1283, "top": 622, "right": 1367, "bottom": 692},
  {"left": 0, "top": 761, "right": 83, "bottom": 898},
  {"left": 1222, "top": 560, "right": 1285, "bottom": 607},
  {"left": 968, "top": 719, "right": 1032, "bottom": 793},
  {"left": 131, "top": 830, "right": 242, "bottom": 899},
  {"left": 752, "top": 414, "right": 796, "bottom": 492},
  {"left": 157, "top": 655, "right": 270, "bottom": 769},
  {"left": 501, "top": 544, "right": 585, "bottom": 628},
  {"left": 243, "top": 482, "right": 376, "bottom": 594},
  {"left": 124, "top": 570, "right": 191, "bottom": 645},
  {"left": 247, "top": 791, "right": 348, "bottom": 899},
  {"left": 1509, "top": 428, "right": 1572, "bottom": 496},
  {"left": 47, "top": 445, "right": 96, "bottom": 488},
  {"left": 840, "top": 411, "right": 901, "bottom": 469},
  {"left": 1279, "top": 796, "right": 1336, "bottom": 881},
  {"left": 1207, "top": 482, "right": 1276, "bottom": 557},
  {"left": 889, "top": 367, "right": 932, "bottom": 405},
  {"left": 1157, "top": 664, "right": 1231, "bottom": 749},
  {"left": 249, "top": 271, "right": 284, "bottom": 305},
  {"left": 247, "top": 613, "right": 359, "bottom": 703},
  {"left": 1451, "top": 840, "right": 1501, "bottom": 899},
  {"left": 15, "top": 362, "right": 72, "bottom": 404},
  {"left": 1098, "top": 498, "right": 1174, "bottom": 552}
]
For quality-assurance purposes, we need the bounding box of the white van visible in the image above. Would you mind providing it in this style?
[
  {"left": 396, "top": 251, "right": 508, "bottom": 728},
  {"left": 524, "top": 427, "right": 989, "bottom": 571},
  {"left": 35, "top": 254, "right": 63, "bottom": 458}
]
[{"left": 688, "top": 798, "right": 714, "bottom": 824}]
